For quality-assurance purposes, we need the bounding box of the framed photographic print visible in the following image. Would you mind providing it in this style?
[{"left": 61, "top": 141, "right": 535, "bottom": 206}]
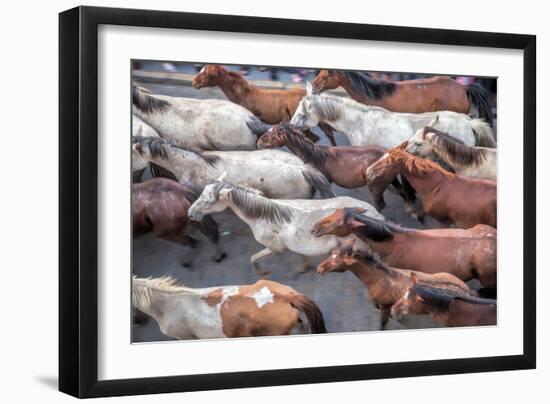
[{"left": 59, "top": 6, "right": 536, "bottom": 398}]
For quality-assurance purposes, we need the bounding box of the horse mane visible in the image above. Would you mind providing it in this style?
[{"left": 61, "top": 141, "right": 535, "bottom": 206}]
[
  {"left": 211, "top": 181, "right": 293, "bottom": 224},
  {"left": 132, "top": 86, "right": 170, "bottom": 114},
  {"left": 132, "top": 136, "right": 220, "bottom": 166},
  {"left": 277, "top": 122, "right": 333, "bottom": 165},
  {"left": 411, "top": 283, "right": 496, "bottom": 314},
  {"left": 341, "top": 71, "right": 396, "bottom": 100},
  {"left": 391, "top": 149, "right": 455, "bottom": 180},
  {"left": 424, "top": 127, "right": 488, "bottom": 168},
  {"left": 346, "top": 210, "right": 409, "bottom": 241},
  {"left": 132, "top": 276, "right": 194, "bottom": 307},
  {"left": 305, "top": 94, "right": 390, "bottom": 121},
  {"left": 348, "top": 247, "right": 395, "bottom": 275}
]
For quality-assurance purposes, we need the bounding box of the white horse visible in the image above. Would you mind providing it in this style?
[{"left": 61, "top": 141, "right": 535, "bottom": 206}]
[
  {"left": 132, "top": 276, "right": 327, "bottom": 339},
  {"left": 132, "top": 115, "right": 160, "bottom": 182},
  {"left": 290, "top": 93, "right": 496, "bottom": 149},
  {"left": 188, "top": 180, "right": 383, "bottom": 275},
  {"left": 132, "top": 137, "right": 335, "bottom": 199},
  {"left": 406, "top": 124, "right": 497, "bottom": 181},
  {"left": 132, "top": 86, "right": 270, "bottom": 151}
]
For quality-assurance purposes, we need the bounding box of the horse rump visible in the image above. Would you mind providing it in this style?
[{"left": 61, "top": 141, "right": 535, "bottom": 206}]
[
  {"left": 466, "top": 83, "right": 494, "bottom": 129},
  {"left": 289, "top": 294, "right": 327, "bottom": 334}
]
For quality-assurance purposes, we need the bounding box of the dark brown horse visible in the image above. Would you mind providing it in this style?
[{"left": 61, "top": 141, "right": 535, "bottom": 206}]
[
  {"left": 311, "top": 208, "right": 497, "bottom": 288},
  {"left": 391, "top": 274, "right": 496, "bottom": 327},
  {"left": 192, "top": 64, "right": 336, "bottom": 145},
  {"left": 366, "top": 148, "right": 497, "bottom": 228},
  {"left": 316, "top": 240, "right": 476, "bottom": 329},
  {"left": 133, "top": 178, "right": 226, "bottom": 266},
  {"left": 312, "top": 70, "right": 494, "bottom": 127}
]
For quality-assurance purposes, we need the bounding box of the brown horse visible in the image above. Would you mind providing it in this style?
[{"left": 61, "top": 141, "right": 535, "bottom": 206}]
[
  {"left": 133, "top": 277, "right": 327, "bottom": 339},
  {"left": 391, "top": 274, "right": 496, "bottom": 327},
  {"left": 133, "top": 178, "right": 226, "bottom": 266},
  {"left": 311, "top": 208, "right": 497, "bottom": 288},
  {"left": 311, "top": 70, "right": 494, "bottom": 127},
  {"left": 366, "top": 148, "right": 497, "bottom": 228},
  {"left": 256, "top": 121, "right": 407, "bottom": 191},
  {"left": 192, "top": 64, "right": 336, "bottom": 145},
  {"left": 316, "top": 240, "right": 476, "bottom": 329}
]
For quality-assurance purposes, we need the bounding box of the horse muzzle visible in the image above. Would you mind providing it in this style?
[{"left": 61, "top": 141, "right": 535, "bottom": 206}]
[{"left": 188, "top": 209, "right": 203, "bottom": 221}]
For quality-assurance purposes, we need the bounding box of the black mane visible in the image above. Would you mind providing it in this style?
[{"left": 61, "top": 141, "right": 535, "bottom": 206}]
[
  {"left": 132, "top": 136, "right": 220, "bottom": 166},
  {"left": 346, "top": 210, "right": 408, "bottom": 242},
  {"left": 342, "top": 71, "right": 396, "bottom": 100},
  {"left": 277, "top": 122, "right": 333, "bottom": 166}
]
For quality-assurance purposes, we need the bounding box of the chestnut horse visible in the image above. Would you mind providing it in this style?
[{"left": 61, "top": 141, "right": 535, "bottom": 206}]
[
  {"left": 257, "top": 122, "right": 415, "bottom": 204},
  {"left": 192, "top": 64, "right": 336, "bottom": 145},
  {"left": 311, "top": 70, "right": 494, "bottom": 127},
  {"left": 406, "top": 124, "right": 497, "bottom": 181},
  {"left": 311, "top": 208, "right": 497, "bottom": 288},
  {"left": 366, "top": 149, "right": 497, "bottom": 228},
  {"left": 316, "top": 240, "right": 476, "bottom": 329},
  {"left": 133, "top": 178, "right": 226, "bottom": 266},
  {"left": 133, "top": 276, "right": 327, "bottom": 339},
  {"left": 391, "top": 274, "right": 496, "bottom": 327}
]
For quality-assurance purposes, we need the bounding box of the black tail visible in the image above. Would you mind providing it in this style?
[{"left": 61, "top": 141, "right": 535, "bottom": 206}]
[
  {"left": 466, "top": 83, "right": 494, "bottom": 128},
  {"left": 303, "top": 167, "right": 336, "bottom": 198},
  {"left": 246, "top": 116, "right": 272, "bottom": 138},
  {"left": 149, "top": 162, "right": 178, "bottom": 182},
  {"left": 290, "top": 294, "right": 328, "bottom": 334}
]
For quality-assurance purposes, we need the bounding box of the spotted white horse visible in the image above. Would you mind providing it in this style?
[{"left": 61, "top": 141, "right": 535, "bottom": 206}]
[
  {"left": 188, "top": 179, "right": 383, "bottom": 275},
  {"left": 132, "top": 276, "right": 327, "bottom": 339}
]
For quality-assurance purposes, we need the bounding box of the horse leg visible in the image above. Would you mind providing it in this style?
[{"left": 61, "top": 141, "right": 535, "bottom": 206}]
[
  {"left": 380, "top": 306, "right": 392, "bottom": 330},
  {"left": 250, "top": 247, "right": 277, "bottom": 276},
  {"left": 318, "top": 122, "right": 337, "bottom": 146},
  {"left": 194, "top": 215, "right": 227, "bottom": 263},
  {"left": 298, "top": 255, "right": 313, "bottom": 273}
]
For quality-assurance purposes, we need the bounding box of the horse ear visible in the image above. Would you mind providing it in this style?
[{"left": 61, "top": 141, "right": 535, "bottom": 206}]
[
  {"left": 306, "top": 81, "right": 313, "bottom": 95},
  {"left": 411, "top": 273, "right": 418, "bottom": 285},
  {"left": 217, "top": 171, "right": 228, "bottom": 182},
  {"left": 428, "top": 115, "right": 439, "bottom": 128}
]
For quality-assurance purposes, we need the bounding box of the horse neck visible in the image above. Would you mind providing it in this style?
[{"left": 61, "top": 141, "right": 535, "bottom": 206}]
[
  {"left": 226, "top": 196, "right": 284, "bottom": 231},
  {"left": 347, "top": 259, "right": 396, "bottom": 290},
  {"left": 133, "top": 286, "right": 171, "bottom": 321},
  {"left": 340, "top": 75, "right": 377, "bottom": 104},
  {"left": 400, "top": 163, "right": 448, "bottom": 196},
  {"left": 284, "top": 133, "right": 330, "bottom": 167},
  {"left": 217, "top": 71, "right": 251, "bottom": 104}
]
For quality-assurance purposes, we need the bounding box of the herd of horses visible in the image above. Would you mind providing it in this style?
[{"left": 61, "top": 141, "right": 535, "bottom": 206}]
[{"left": 132, "top": 65, "right": 497, "bottom": 340}]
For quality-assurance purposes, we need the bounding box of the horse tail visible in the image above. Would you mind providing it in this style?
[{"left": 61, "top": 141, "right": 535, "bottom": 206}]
[
  {"left": 289, "top": 294, "right": 327, "bottom": 334},
  {"left": 246, "top": 116, "right": 271, "bottom": 138},
  {"left": 149, "top": 162, "right": 179, "bottom": 182},
  {"left": 471, "top": 118, "right": 497, "bottom": 148},
  {"left": 303, "top": 167, "right": 336, "bottom": 198},
  {"left": 466, "top": 83, "right": 494, "bottom": 128}
]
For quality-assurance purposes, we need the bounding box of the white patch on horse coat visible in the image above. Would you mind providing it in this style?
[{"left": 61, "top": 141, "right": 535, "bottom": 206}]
[{"left": 248, "top": 286, "right": 275, "bottom": 308}]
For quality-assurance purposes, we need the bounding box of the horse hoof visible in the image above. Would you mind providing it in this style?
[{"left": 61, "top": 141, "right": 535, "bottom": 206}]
[
  {"left": 181, "top": 261, "right": 192, "bottom": 268},
  {"left": 212, "top": 252, "right": 227, "bottom": 263}
]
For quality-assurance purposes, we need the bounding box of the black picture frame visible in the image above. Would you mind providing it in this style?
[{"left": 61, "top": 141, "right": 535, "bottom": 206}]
[{"left": 59, "top": 6, "right": 536, "bottom": 398}]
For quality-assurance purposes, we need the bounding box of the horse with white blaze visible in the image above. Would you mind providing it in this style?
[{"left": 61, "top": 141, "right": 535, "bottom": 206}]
[{"left": 188, "top": 180, "right": 383, "bottom": 275}]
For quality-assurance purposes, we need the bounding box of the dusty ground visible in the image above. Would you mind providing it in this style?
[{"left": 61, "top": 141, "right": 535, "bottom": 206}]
[{"left": 132, "top": 74, "right": 447, "bottom": 342}]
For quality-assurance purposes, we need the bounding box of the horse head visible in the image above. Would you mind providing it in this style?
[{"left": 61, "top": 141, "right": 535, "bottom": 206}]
[
  {"left": 192, "top": 64, "right": 224, "bottom": 89},
  {"left": 311, "top": 70, "right": 341, "bottom": 94},
  {"left": 256, "top": 124, "right": 287, "bottom": 149},
  {"left": 316, "top": 238, "right": 357, "bottom": 275},
  {"left": 188, "top": 179, "right": 230, "bottom": 221},
  {"left": 311, "top": 208, "right": 367, "bottom": 237}
]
